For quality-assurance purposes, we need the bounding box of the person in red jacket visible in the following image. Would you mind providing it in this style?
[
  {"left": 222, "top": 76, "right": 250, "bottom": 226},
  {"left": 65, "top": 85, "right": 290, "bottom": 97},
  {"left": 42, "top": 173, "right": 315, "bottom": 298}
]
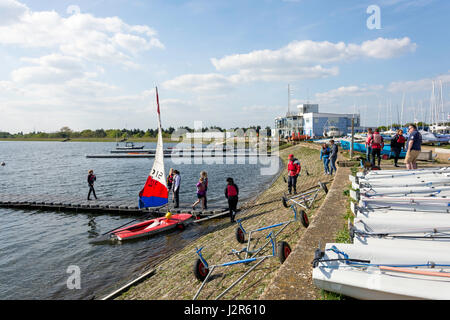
[
  {"left": 225, "top": 177, "right": 239, "bottom": 223},
  {"left": 287, "top": 154, "right": 301, "bottom": 194},
  {"left": 368, "top": 130, "right": 384, "bottom": 168}
]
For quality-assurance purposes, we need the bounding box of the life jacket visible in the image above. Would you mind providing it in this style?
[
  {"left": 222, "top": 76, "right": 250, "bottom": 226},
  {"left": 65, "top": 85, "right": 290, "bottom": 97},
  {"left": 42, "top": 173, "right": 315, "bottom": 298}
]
[
  {"left": 365, "top": 133, "right": 373, "bottom": 145},
  {"left": 288, "top": 159, "right": 301, "bottom": 176},
  {"left": 227, "top": 184, "right": 238, "bottom": 197},
  {"left": 397, "top": 135, "right": 406, "bottom": 144},
  {"left": 88, "top": 174, "right": 96, "bottom": 185},
  {"left": 167, "top": 174, "right": 174, "bottom": 185},
  {"left": 371, "top": 133, "right": 383, "bottom": 149},
  {"left": 322, "top": 147, "right": 330, "bottom": 156}
]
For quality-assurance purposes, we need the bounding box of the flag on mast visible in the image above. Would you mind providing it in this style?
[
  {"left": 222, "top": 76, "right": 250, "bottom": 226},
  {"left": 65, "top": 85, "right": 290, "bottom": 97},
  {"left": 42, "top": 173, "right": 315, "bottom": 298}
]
[{"left": 138, "top": 86, "right": 168, "bottom": 209}]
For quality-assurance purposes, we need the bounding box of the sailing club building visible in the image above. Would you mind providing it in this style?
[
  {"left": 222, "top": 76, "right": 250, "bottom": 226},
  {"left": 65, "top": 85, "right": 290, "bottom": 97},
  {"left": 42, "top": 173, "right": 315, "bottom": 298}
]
[{"left": 273, "top": 103, "right": 362, "bottom": 138}]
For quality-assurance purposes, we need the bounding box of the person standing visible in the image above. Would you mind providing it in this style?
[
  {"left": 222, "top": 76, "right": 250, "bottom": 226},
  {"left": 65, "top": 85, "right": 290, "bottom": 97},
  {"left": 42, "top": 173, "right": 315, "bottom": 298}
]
[
  {"left": 320, "top": 144, "right": 331, "bottom": 175},
  {"left": 225, "top": 177, "right": 239, "bottom": 223},
  {"left": 405, "top": 124, "right": 422, "bottom": 170},
  {"left": 390, "top": 129, "right": 406, "bottom": 167},
  {"left": 172, "top": 170, "right": 181, "bottom": 208},
  {"left": 167, "top": 168, "right": 174, "bottom": 202},
  {"left": 329, "top": 139, "right": 338, "bottom": 175},
  {"left": 368, "top": 129, "right": 384, "bottom": 168},
  {"left": 287, "top": 154, "right": 301, "bottom": 194},
  {"left": 192, "top": 176, "right": 206, "bottom": 210},
  {"left": 365, "top": 128, "right": 373, "bottom": 164},
  {"left": 200, "top": 171, "right": 208, "bottom": 210},
  {"left": 87, "top": 170, "right": 97, "bottom": 200}
]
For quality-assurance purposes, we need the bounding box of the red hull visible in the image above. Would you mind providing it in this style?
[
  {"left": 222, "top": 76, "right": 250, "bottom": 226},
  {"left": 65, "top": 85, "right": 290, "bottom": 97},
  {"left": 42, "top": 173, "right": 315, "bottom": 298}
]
[{"left": 112, "top": 213, "right": 192, "bottom": 241}]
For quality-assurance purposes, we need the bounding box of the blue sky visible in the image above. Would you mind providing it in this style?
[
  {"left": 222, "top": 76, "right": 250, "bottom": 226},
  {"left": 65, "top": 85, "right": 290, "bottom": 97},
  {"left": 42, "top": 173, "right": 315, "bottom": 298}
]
[{"left": 0, "top": 0, "right": 449, "bottom": 133}]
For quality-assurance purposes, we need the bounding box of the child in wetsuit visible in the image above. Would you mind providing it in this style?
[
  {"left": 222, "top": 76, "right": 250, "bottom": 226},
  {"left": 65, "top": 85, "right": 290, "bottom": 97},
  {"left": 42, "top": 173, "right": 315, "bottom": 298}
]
[
  {"left": 87, "top": 170, "right": 97, "bottom": 200},
  {"left": 225, "top": 177, "right": 239, "bottom": 223}
]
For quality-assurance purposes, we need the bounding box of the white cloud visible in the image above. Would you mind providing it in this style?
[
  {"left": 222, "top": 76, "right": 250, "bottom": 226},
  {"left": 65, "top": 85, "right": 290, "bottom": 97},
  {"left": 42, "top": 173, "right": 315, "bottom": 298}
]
[
  {"left": 0, "top": 0, "right": 27, "bottom": 25},
  {"left": 315, "top": 85, "right": 384, "bottom": 103},
  {"left": 162, "top": 73, "right": 235, "bottom": 92},
  {"left": 387, "top": 73, "right": 450, "bottom": 93},
  {"left": 165, "top": 37, "right": 416, "bottom": 92},
  {"left": 211, "top": 37, "right": 416, "bottom": 71},
  {"left": 0, "top": 1, "right": 164, "bottom": 66}
]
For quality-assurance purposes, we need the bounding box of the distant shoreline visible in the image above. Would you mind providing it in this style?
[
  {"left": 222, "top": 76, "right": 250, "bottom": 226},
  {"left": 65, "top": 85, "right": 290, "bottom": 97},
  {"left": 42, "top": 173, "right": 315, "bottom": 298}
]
[{"left": 0, "top": 138, "right": 179, "bottom": 143}]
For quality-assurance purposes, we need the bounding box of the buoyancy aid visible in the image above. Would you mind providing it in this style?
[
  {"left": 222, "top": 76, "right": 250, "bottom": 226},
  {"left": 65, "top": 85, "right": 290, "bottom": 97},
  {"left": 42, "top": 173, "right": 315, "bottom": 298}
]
[
  {"left": 288, "top": 158, "right": 301, "bottom": 176},
  {"left": 227, "top": 184, "right": 238, "bottom": 197}
]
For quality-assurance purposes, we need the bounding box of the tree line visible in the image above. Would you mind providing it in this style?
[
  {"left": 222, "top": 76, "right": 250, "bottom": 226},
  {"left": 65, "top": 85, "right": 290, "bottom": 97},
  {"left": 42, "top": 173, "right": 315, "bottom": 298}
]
[{"left": 0, "top": 125, "right": 272, "bottom": 139}]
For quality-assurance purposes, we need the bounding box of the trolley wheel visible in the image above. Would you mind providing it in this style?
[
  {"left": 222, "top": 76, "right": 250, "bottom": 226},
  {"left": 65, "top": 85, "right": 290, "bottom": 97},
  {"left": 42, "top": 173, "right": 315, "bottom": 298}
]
[
  {"left": 277, "top": 241, "right": 291, "bottom": 264},
  {"left": 319, "top": 182, "right": 328, "bottom": 194},
  {"left": 299, "top": 210, "right": 309, "bottom": 228},
  {"left": 176, "top": 223, "right": 185, "bottom": 231},
  {"left": 193, "top": 258, "right": 209, "bottom": 281},
  {"left": 235, "top": 227, "right": 246, "bottom": 244},
  {"left": 282, "top": 196, "right": 289, "bottom": 208}
]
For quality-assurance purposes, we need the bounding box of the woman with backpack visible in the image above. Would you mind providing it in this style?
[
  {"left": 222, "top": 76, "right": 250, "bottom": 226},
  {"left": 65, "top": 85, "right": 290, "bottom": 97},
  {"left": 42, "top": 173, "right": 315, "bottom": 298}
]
[
  {"left": 368, "top": 129, "right": 384, "bottom": 168},
  {"left": 390, "top": 129, "right": 406, "bottom": 167}
]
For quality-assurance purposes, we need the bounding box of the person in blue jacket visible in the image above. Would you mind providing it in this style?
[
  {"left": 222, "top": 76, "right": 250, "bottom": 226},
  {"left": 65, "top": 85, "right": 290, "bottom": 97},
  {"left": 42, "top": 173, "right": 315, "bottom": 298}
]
[{"left": 320, "top": 144, "right": 331, "bottom": 175}]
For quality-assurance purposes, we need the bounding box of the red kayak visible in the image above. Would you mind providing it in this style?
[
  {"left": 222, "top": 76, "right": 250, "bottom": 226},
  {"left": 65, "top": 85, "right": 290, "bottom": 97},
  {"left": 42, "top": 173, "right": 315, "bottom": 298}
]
[{"left": 110, "top": 213, "right": 193, "bottom": 241}]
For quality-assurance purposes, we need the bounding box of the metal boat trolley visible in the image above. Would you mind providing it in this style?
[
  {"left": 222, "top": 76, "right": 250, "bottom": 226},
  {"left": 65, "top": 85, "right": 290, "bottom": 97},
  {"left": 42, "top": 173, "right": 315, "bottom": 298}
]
[
  {"left": 191, "top": 209, "right": 303, "bottom": 300},
  {"left": 281, "top": 182, "right": 328, "bottom": 214}
]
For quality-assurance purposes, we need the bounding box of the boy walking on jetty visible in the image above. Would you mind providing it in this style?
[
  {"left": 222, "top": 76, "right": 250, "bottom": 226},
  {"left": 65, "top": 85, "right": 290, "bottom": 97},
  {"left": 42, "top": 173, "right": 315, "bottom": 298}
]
[
  {"left": 87, "top": 170, "right": 97, "bottom": 200},
  {"left": 225, "top": 177, "right": 239, "bottom": 223}
]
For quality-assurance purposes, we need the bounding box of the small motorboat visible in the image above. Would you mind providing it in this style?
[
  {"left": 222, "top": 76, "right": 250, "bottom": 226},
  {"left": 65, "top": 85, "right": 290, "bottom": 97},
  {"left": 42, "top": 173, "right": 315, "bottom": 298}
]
[{"left": 115, "top": 141, "right": 145, "bottom": 150}]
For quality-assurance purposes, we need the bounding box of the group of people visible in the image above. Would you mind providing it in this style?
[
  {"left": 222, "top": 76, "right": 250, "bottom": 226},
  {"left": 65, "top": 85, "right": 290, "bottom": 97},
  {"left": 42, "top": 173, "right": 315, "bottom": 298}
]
[
  {"left": 166, "top": 169, "right": 239, "bottom": 222},
  {"left": 319, "top": 139, "right": 338, "bottom": 175},
  {"left": 364, "top": 124, "right": 422, "bottom": 170}
]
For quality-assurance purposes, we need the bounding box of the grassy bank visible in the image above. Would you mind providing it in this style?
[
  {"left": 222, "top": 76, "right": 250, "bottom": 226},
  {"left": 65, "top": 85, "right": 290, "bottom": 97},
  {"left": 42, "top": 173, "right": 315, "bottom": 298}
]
[{"left": 112, "top": 144, "right": 333, "bottom": 300}]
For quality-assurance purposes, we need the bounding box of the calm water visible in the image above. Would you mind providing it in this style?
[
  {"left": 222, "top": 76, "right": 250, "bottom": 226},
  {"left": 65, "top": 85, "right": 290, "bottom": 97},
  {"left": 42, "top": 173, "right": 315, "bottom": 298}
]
[{"left": 0, "top": 141, "right": 279, "bottom": 300}]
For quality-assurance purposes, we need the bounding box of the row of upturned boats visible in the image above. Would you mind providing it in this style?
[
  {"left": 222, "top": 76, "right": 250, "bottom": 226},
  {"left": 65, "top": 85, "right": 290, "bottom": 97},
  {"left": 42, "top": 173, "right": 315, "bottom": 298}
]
[{"left": 312, "top": 167, "right": 450, "bottom": 300}]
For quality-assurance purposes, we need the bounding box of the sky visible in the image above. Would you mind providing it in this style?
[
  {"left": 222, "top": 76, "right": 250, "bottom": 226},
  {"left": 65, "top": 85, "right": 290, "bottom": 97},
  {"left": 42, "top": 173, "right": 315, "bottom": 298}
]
[{"left": 0, "top": 0, "right": 449, "bottom": 133}]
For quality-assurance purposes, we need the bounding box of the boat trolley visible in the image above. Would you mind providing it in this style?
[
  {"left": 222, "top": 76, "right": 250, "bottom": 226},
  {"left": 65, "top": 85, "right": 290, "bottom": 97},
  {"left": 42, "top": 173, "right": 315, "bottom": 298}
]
[
  {"left": 191, "top": 206, "right": 306, "bottom": 300},
  {"left": 281, "top": 182, "right": 328, "bottom": 215}
]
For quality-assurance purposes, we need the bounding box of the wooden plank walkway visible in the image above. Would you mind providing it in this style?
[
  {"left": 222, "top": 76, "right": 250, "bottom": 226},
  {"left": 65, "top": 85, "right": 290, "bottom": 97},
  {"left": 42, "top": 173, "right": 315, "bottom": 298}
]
[{"left": 0, "top": 194, "right": 229, "bottom": 217}]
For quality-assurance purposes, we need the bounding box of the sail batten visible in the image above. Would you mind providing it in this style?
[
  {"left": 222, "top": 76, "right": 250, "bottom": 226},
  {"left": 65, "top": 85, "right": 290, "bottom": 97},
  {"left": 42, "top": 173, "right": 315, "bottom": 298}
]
[{"left": 138, "top": 86, "right": 168, "bottom": 209}]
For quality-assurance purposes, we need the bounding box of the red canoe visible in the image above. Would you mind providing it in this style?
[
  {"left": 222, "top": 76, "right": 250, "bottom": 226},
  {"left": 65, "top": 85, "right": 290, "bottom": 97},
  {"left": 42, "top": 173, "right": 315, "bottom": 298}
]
[{"left": 110, "top": 213, "right": 193, "bottom": 241}]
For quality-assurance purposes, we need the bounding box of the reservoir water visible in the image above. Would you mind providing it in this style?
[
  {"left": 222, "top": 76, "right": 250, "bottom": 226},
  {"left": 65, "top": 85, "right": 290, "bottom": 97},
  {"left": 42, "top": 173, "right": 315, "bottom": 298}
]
[{"left": 0, "top": 141, "right": 279, "bottom": 299}]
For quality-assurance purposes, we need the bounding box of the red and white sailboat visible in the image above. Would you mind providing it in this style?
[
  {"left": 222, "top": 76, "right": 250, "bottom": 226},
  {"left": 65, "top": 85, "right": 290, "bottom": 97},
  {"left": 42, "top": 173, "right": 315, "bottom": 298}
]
[{"left": 108, "top": 87, "right": 192, "bottom": 242}]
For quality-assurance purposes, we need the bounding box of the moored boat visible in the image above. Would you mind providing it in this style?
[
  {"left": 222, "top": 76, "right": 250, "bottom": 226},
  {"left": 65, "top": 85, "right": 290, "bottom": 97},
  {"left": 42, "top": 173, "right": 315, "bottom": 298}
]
[{"left": 110, "top": 213, "right": 192, "bottom": 241}]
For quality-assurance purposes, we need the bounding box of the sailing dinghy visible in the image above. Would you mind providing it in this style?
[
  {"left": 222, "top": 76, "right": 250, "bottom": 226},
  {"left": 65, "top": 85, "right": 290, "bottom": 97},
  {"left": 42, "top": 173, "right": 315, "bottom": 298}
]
[
  {"left": 106, "top": 87, "right": 192, "bottom": 242},
  {"left": 313, "top": 242, "right": 450, "bottom": 300}
]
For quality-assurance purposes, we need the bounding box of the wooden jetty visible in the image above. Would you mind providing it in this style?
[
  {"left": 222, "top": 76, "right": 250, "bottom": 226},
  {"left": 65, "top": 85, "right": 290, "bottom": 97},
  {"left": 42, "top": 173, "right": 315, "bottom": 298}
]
[{"left": 0, "top": 194, "right": 229, "bottom": 218}]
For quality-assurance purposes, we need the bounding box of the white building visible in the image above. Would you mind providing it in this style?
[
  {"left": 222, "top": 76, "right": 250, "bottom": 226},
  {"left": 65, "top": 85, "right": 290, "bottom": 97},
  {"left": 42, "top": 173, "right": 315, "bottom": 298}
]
[{"left": 274, "top": 104, "right": 362, "bottom": 138}]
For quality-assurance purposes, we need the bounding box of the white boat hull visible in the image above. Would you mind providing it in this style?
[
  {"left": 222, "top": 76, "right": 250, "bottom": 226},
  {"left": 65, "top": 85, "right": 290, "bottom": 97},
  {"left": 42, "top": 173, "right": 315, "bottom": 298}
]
[{"left": 313, "top": 243, "right": 450, "bottom": 300}]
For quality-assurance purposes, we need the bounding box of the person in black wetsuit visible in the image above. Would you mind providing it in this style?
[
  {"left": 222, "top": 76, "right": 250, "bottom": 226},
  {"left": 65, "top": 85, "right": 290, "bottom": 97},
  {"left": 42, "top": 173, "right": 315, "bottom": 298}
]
[
  {"left": 225, "top": 177, "right": 239, "bottom": 223},
  {"left": 87, "top": 170, "right": 97, "bottom": 200}
]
